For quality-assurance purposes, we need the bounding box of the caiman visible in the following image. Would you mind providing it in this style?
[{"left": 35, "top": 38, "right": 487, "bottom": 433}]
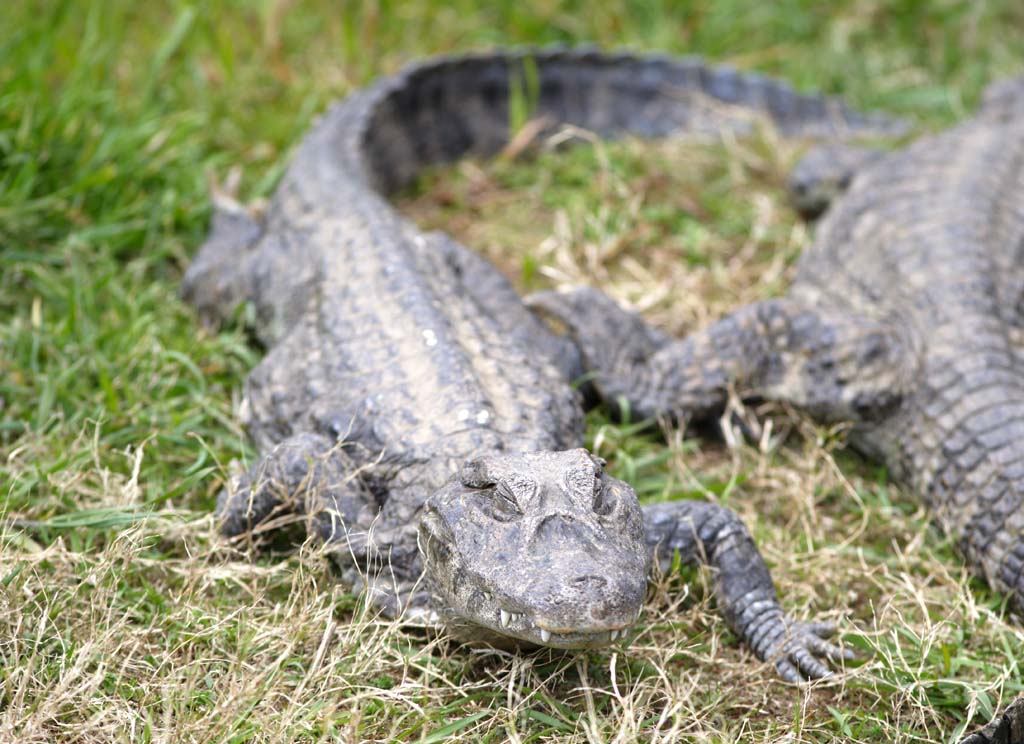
[{"left": 182, "top": 48, "right": 902, "bottom": 681}]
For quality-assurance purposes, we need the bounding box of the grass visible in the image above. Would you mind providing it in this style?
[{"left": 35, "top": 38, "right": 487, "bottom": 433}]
[{"left": 2, "top": 0, "right": 1023, "bottom": 741}]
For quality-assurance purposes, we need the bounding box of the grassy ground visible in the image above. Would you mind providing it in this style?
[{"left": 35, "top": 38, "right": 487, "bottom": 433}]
[{"left": 2, "top": 1, "right": 1024, "bottom": 741}]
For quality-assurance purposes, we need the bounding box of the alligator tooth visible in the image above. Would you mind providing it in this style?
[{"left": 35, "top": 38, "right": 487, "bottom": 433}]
[
  {"left": 483, "top": 592, "right": 492, "bottom": 602},
  {"left": 500, "top": 610, "right": 511, "bottom": 628},
  {"left": 540, "top": 629, "right": 551, "bottom": 643},
  {"left": 610, "top": 629, "right": 619, "bottom": 640}
]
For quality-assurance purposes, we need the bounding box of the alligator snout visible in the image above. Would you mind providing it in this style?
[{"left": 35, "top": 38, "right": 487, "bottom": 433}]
[{"left": 531, "top": 568, "right": 645, "bottom": 632}]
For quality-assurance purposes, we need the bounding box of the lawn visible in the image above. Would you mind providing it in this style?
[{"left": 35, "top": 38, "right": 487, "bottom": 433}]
[{"left": 2, "top": 1, "right": 1023, "bottom": 742}]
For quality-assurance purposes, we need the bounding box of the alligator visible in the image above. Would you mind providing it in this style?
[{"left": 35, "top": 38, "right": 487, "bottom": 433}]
[
  {"left": 530, "top": 74, "right": 1024, "bottom": 615},
  {"left": 526, "top": 75, "right": 1024, "bottom": 729},
  {"left": 182, "top": 48, "right": 904, "bottom": 681}
]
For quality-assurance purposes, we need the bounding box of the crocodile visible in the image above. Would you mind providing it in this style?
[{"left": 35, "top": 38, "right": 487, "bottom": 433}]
[{"left": 182, "top": 48, "right": 903, "bottom": 680}]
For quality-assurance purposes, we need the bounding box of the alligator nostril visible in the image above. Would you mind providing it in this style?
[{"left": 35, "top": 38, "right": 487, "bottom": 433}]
[{"left": 571, "top": 575, "right": 607, "bottom": 590}]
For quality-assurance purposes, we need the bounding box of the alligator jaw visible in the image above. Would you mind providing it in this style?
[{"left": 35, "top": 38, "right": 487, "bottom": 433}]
[
  {"left": 484, "top": 602, "right": 635, "bottom": 649},
  {"left": 437, "top": 605, "right": 634, "bottom": 650}
]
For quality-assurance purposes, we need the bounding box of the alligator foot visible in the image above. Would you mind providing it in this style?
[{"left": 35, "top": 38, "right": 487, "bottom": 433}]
[
  {"left": 787, "top": 143, "right": 887, "bottom": 218},
  {"left": 526, "top": 285, "right": 674, "bottom": 421},
  {"left": 217, "top": 431, "right": 376, "bottom": 546},
  {"left": 644, "top": 500, "right": 853, "bottom": 682},
  {"left": 180, "top": 182, "right": 263, "bottom": 328},
  {"left": 528, "top": 285, "right": 909, "bottom": 429},
  {"left": 758, "top": 619, "right": 851, "bottom": 683},
  {"left": 961, "top": 697, "right": 1024, "bottom": 744}
]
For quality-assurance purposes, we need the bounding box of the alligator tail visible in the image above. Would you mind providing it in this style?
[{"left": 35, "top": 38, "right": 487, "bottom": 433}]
[
  {"left": 340, "top": 47, "right": 908, "bottom": 195},
  {"left": 187, "top": 48, "right": 906, "bottom": 335}
]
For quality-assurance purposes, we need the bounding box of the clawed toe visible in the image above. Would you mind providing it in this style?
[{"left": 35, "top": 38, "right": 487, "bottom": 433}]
[
  {"left": 789, "top": 646, "right": 832, "bottom": 680},
  {"left": 767, "top": 620, "right": 853, "bottom": 683},
  {"left": 804, "top": 620, "right": 838, "bottom": 638},
  {"left": 524, "top": 288, "right": 585, "bottom": 328},
  {"left": 815, "top": 637, "right": 856, "bottom": 662},
  {"left": 774, "top": 659, "right": 803, "bottom": 684}
]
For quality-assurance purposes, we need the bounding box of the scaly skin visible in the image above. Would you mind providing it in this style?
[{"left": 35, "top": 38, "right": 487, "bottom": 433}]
[
  {"left": 530, "top": 84, "right": 1024, "bottom": 613},
  {"left": 183, "top": 48, "right": 899, "bottom": 679},
  {"left": 527, "top": 76, "right": 1024, "bottom": 723}
]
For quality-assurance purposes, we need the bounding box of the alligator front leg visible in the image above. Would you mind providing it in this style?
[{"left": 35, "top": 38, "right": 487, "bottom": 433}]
[
  {"left": 181, "top": 188, "right": 320, "bottom": 346},
  {"left": 218, "top": 431, "right": 429, "bottom": 616},
  {"left": 217, "top": 432, "right": 375, "bottom": 540},
  {"left": 181, "top": 189, "right": 263, "bottom": 329},
  {"left": 787, "top": 143, "right": 887, "bottom": 218},
  {"left": 644, "top": 500, "right": 852, "bottom": 682},
  {"left": 527, "top": 287, "right": 910, "bottom": 428}
]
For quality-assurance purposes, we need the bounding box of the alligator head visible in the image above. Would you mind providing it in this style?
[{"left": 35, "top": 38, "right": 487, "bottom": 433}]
[{"left": 419, "top": 448, "right": 649, "bottom": 649}]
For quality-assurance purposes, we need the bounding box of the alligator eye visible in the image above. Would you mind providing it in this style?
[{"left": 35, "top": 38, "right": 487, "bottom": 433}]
[
  {"left": 495, "top": 474, "right": 536, "bottom": 514},
  {"left": 592, "top": 477, "right": 614, "bottom": 516},
  {"left": 495, "top": 481, "right": 523, "bottom": 513},
  {"left": 460, "top": 457, "right": 497, "bottom": 489}
]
